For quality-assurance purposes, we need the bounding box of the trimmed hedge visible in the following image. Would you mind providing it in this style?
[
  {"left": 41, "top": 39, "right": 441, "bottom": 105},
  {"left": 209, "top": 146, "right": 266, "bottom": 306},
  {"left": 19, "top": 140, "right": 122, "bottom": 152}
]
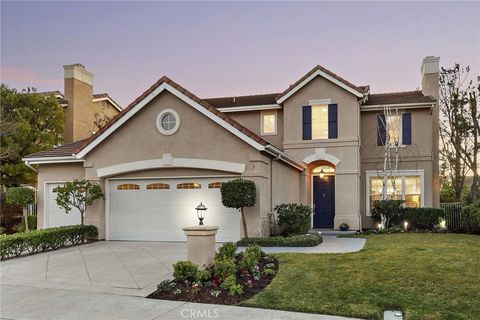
[
  {"left": 276, "top": 203, "right": 312, "bottom": 236},
  {"left": 403, "top": 208, "right": 444, "bottom": 230},
  {"left": 0, "top": 225, "right": 97, "bottom": 260},
  {"left": 461, "top": 202, "right": 480, "bottom": 233},
  {"left": 237, "top": 234, "right": 322, "bottom": 247}
]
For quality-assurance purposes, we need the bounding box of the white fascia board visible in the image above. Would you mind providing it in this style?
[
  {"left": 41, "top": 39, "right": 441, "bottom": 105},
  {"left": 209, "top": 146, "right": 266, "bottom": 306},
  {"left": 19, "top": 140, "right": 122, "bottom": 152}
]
[
  {"left": 264, "top": 145, "right": 305, "bottom": 171},
  {"left": 93, "top": 97, "right": 122, "bottom": 112},
  {"left": 218, "top": 104, "right": 281, "bottom": 113},
  {"left": 277, "top": 69, "right": 364, "bottom": 104},
  {"left": 360, "top": 102, "right": 435, "bottom": 111},
  {"left": 23, "top": 157, "right": 85, "bottom": 165},
  {"left": 97, "top": 157, "right": 246, "bottom": 178},
  {"left": 76, "top": 83, "right": 265, "bottom": 159}
]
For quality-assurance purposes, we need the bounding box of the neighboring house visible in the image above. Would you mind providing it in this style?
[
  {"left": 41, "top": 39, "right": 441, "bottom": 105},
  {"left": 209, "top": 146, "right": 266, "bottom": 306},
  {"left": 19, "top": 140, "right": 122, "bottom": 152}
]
[
  {"left": 42, "top": 64, "right": 122, "bottom": 143},
  {"left": 23, "top": 56, "right": 440, "bottom": 241}
]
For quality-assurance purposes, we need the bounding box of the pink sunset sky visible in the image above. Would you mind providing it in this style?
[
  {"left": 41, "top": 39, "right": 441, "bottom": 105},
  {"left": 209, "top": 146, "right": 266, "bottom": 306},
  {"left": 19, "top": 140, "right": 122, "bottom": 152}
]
[{"left": 1, "top": 1, "right": 479, "bottom": 107}]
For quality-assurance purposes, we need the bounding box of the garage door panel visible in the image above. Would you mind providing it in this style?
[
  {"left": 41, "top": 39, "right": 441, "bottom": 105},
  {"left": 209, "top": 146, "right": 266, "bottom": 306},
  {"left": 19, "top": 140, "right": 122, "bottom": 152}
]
[{"left": 109, "top": 178, "right": 240, "bottom": 242}]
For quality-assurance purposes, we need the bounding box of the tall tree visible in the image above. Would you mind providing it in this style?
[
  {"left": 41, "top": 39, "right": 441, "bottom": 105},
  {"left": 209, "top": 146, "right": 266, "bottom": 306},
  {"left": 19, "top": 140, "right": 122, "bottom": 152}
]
[
  {"left": 465, "top": 78, "right": 480, "bottom": 201},
  {"left": 1, "top": 84, "right": 64, "bottom": 187},
  {"left": 439, "top": 65, "right": 471, "bottom": 201}
]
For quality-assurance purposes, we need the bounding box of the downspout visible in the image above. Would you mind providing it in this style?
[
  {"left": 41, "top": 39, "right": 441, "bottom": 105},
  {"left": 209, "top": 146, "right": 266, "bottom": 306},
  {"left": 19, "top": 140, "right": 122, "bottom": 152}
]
[{"left": 24, "top": 160, "right": 38, "bottom": 173}]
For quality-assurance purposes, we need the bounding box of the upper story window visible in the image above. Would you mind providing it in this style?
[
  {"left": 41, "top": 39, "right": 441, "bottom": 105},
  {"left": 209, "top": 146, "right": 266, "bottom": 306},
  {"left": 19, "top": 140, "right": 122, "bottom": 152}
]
[
  {"left": 261, "top": 111, "right": 277, "bottom": 135},
  {"left": 377, "top": 112, "right": 411, "bottom": 146},
  {"left": 302, "top": 104, "right": 337, "bottom": 140},
  {"left": 156, "top": 109, "right": 180, "bottom": 135}
]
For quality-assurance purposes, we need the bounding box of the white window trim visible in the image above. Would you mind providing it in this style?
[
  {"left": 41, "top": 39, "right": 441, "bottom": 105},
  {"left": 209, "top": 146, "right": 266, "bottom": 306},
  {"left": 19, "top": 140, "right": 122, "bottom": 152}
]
[
  {"left": 156, "top": 109, "right": 180, "bottom": 135},
  {"left": 260, "top": 110, "right": 277, "bottom": 136},
  {"left": 365, "top": 169, "right": 424, "bottom": 216},
  {"left": 309, "top": 98, "right": 331, "bottom": 106}
]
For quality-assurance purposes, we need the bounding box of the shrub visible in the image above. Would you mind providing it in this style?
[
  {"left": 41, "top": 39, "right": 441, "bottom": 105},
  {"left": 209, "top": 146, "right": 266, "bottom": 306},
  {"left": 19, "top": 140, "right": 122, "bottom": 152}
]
[
  {"left": 440, "top": 185, "right": 456, "bottom": 203},
  {"left": 220, "top": 274, "right": 244, "bottom": 295},
  {"left": 17, "top": 215, "right": 37, "bottom": 232},
  {"left": 461, "top": 202, "right": 480, "bottom": 233},
  {"left": 0, "top": 192, "right": 22, "bottom": 233},
  {"left": 216, "top": 242, "right": 237, "bottom": 260},
  {"left": 237, "top": 234, "right": 322, "bottom": 247},
  {"left": 221, "top": 179, "right": 256, "bottom": 238},
  {"left": 403, "top": 208, "right": 444, "bottom": 230},
  {"left": 195, "top": 269, "right": 211, "bottom": 283},
  {"left": 172, "top": 261, "right": 198, "bottom": 282},
  {"left": 6, "top": 187, "right": 35, "bottom": 231},
  {"left": 0, "top": 224, "right": 97, "bottom": 260},
  {"left": 275, "top": 203, "right": 311, "bottom": 236},
  {"left": 371, "top": 200, "right": 404, "bottom": 228},
  {"left": 213, "top": 257, "right": 236, "bottom": 281}
]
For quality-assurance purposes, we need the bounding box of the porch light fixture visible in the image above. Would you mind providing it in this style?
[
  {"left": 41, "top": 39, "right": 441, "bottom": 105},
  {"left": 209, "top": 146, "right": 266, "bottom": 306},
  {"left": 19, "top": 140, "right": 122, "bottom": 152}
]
[
  {"left": 319, "top": 169, "right": 325, "bottom": 179},
  {"left": 195, "top": 202, "right": 207, "bottom": 225}
]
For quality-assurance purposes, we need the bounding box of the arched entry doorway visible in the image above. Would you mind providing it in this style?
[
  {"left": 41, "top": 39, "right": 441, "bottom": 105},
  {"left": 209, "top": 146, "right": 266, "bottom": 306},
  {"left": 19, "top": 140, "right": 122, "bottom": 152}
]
[{"left": 312, "top": 163, "right": 335, "bottom": 228}]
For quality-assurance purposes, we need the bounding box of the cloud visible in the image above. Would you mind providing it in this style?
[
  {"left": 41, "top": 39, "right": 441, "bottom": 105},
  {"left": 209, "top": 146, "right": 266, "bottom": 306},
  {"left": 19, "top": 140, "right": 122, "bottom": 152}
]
[{"left": 1, "top": 66, "right": 62, "bottom": 86}]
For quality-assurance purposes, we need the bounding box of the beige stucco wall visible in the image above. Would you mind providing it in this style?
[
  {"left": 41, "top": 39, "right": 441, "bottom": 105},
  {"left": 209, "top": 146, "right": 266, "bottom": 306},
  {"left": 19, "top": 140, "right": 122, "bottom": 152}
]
[
  {"left": 281, "top": 76, "right": 362, "bottom": 230},
  {"left": 359, "top": 107, "right": 436, "bottom": 228},
  {"left": 36, "top": 163, "right": 86, "bottom": 229},
  {"left": 228, "top": 110, "right": 284, "bottom": 148},
  {"left": 271, "top": 159, "right": 301, "bottom": 208},
  {"left": 35, "top": 90, "right": 295, "bottom": 239}
]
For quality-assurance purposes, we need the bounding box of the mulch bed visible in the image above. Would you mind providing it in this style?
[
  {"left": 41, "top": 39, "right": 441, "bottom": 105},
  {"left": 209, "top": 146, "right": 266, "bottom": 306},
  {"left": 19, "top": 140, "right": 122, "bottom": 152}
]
[{"left": 147, "top": 256, "right": 279, "bottom": 305}]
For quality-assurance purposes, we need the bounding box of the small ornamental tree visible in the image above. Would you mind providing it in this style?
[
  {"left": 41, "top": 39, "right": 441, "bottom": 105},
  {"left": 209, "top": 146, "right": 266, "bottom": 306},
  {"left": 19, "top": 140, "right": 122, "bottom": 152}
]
[
  {"left": 6, "top": 187, "right": 35, "bottom": 231},
  {"left": 220, "top": 179, "right": 256, "bottom": 238},
  {"left": 56, "top": 179, "right": 104, "bottom": 225}
]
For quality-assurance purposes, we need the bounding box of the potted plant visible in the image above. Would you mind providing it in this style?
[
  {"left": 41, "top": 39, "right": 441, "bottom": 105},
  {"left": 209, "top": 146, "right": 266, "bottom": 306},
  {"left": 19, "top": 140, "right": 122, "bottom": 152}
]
[{"left": 339, "top": 223, "right": 349, "bottom": 231}]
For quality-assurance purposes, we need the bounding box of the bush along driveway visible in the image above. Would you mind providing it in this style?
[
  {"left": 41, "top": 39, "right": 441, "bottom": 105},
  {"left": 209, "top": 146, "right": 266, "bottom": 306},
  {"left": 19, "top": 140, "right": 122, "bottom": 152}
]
[{"left": 242, "top": 233, "right": 480, "bottom": 320}]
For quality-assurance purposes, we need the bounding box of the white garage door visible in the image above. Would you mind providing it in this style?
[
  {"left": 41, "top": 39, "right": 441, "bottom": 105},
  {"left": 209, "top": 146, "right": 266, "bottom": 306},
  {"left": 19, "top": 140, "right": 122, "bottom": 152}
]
[
  {"left": 109, "top": 177, "right": 241, "bottom": 242},
  {"left": 46, "top": 183, "right": 81, "bottom": 227}
]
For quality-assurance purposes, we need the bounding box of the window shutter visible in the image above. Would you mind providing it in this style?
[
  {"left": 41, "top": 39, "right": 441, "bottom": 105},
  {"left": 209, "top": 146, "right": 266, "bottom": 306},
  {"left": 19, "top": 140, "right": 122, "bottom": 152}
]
[
  {"left": 377, "top": 114, "right": 386, "bottom": 146},
  {"left": 402, "top": 112, "right": 411, "bottom": 145},
  {"left": 302, "top": 106, "right": 312, "bottom": 140},
  {"left": 328, "top": 104, "right": 338, "bottom": 139}
]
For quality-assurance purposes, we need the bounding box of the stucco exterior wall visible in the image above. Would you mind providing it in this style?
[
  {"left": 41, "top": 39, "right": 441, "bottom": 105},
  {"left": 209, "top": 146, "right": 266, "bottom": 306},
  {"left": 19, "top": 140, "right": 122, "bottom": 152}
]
[
  {"left": 271, "top": 159, "right": 301, "bottom": 208},
  {"left": 36, "top": 163, "right": 85, "bottom": 229},
  {"left": 281, "top": 76, "right": 362, "bottom": 230},
  {"left": 228, "top": 110, "right": 284, "bottom": 148}
]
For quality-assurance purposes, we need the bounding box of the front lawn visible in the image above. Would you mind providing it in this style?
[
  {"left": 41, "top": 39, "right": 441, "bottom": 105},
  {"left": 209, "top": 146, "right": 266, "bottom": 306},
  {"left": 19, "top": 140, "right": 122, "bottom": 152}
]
[{"left": 242, "top": 233, "right": 480, "bottom": 320}]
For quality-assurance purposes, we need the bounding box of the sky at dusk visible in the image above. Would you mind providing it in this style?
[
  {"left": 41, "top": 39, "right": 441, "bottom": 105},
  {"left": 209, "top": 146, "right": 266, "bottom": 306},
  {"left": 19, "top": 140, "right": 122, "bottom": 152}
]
[{"left": 1, "top": 1, "right": 479, "bottom": 107}]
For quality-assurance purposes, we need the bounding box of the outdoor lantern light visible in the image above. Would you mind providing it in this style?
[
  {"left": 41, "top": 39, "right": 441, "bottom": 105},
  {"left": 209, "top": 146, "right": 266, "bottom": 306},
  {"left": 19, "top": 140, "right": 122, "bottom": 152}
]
[
  {"left": 403, "top": 221, "right": 409, "bottom": 231},
  {"left": 440, "top": 218, "right": 446, "bottom": 229},
  {"left": 195, "top": 202, "right": 207, "bottom": 225},
  {"left": 319, "top": 168, "right": 325, "bottom": 179}
]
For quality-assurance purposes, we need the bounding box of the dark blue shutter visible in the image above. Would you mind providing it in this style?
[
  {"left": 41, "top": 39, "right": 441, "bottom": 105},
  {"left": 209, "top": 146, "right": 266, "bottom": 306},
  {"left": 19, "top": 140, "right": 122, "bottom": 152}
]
[
  {"left": 402, "top": 112, "right": 411, "bottom": 145},
  {"left": 328, "top": 104, "right": 338, "bottom": 139},
  {"left": 377, "top": 114, "right": 386, "bottom": 146},
  {"left": 302, "top": 106, "right": 312, "bottom": 140}
]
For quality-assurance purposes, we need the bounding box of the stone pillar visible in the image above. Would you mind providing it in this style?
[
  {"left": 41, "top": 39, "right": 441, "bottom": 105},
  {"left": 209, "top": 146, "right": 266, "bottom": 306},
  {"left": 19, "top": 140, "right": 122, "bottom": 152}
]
[{"left": 183, "top": 226, "right": 218, "bottom": 268}]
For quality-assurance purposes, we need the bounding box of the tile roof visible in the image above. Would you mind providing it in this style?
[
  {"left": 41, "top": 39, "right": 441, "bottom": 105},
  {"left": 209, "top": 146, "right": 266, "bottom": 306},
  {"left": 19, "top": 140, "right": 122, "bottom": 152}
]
[
  {"left": 93, "top": 93, "right": 122, "bottom": 110},
  {"left": 363, "top": 90, "right": 435, "bottom": 106},
  {"left": 25, "top": 76, "right": 270, "bottom": 159},
  {"left": 24, "top": 139, "right": 89, "bottom": 159},
  {"left": 276, "top": 65, "right": 369, "bottom": 101},
  {"left": 205, "top": 93, "right": 280, "bottom": 108}
]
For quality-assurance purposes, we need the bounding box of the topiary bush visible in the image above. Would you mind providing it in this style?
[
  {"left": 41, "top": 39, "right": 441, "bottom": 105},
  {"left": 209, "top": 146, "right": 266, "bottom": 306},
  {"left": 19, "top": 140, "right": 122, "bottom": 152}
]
[
  {"left": 237, "top": 234, "right": 322, "bottom": 247},
  {"left": 172, "top": 261, "right": 198, "bottom": 282},
  {"left": 461, "top": 202, "right": 480, "bottom": 233},
  {"left": 275, "top": 203, "right": 311, "bottom": 236},
  {"left": 403, "top": 208, "right": 444, "bottom": 230},
  {"left": 221, "top": 179, "right": 256, "bottom": 238},
  {"left": 6, "top": 187, "right": 35, "bottom": 232},
  {"left": 0, "top": 224, "right": 97, "bottom": 260}
]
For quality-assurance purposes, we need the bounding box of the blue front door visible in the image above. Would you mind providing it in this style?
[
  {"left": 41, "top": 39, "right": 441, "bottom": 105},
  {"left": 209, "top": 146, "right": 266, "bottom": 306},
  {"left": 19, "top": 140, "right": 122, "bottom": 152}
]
[{"left": 313, "top": 175, "right": 335, "bottom": 228}]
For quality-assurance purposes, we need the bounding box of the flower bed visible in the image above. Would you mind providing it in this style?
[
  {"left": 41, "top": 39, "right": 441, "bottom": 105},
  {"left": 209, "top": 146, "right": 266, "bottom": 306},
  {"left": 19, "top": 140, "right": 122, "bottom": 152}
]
[
  {"left": 237, "top": 233, "right": 322, "bottom": 247},
  {"left": 147, "top": 243, "right": 278, "bottom": 304}
]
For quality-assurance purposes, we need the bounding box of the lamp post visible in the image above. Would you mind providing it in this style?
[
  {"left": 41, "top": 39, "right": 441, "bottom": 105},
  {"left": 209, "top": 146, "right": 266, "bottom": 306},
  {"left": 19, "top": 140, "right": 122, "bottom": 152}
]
[{"left": 196, "top": 202, "right": 207, "bottom": 225}]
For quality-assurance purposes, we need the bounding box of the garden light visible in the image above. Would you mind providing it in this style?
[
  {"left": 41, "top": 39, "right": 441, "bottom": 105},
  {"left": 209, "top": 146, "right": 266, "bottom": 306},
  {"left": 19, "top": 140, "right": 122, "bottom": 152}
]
[{"left": 403, "top": 221, "right": 409, "bottom": 231}]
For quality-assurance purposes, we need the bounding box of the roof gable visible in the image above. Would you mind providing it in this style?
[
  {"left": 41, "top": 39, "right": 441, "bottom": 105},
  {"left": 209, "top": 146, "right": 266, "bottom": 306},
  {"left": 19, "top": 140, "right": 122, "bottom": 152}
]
[{"left": 276, "top": 65, "right": 368, "bottom": 103}]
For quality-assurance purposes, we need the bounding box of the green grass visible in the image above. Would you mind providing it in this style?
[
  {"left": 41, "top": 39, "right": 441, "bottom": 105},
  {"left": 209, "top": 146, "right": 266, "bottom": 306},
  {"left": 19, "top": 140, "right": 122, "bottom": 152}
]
[{"left": 242, "top": 233, "right": 480, "bottom": 320}]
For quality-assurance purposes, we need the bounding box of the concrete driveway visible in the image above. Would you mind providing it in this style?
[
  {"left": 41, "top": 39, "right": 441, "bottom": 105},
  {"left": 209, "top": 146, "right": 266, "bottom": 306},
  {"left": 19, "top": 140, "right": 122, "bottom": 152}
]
[{"left": 1, "top": 241, "right": 187, "bottom": 297}]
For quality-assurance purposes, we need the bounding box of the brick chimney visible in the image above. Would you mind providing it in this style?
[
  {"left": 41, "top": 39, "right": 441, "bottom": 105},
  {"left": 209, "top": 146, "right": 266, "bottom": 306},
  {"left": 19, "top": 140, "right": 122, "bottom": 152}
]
[
  {"left": 63, "top": 63, "right": 94, "bottom": 143},
  {"left": 421, "top": 56, "right": 440, "bottom": 208}
]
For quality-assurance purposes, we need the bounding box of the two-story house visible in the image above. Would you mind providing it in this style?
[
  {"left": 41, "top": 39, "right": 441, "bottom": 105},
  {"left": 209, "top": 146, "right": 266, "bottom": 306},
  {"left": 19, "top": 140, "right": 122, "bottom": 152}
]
[{"left": 23, "top": 57, "right": 440, "bottom": 240}]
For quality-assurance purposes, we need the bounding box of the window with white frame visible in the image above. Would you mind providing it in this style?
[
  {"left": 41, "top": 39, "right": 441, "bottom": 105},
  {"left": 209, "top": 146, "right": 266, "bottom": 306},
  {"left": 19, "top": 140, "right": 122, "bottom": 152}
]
[
  {"left": 261, "top": 111, "right": 277, "bottom": 135},
  {"left": 311, "top": 105, "right": 328, "bottom": 139},
  {"left": 366, "top": 171, "right": 423, "bottom": 215}
]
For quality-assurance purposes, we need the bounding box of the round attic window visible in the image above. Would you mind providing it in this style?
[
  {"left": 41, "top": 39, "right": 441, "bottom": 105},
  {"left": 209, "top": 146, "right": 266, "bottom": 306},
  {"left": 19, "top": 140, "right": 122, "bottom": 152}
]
[{"left": 156, "top": 109, "right": 180, "bottom": 135}]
